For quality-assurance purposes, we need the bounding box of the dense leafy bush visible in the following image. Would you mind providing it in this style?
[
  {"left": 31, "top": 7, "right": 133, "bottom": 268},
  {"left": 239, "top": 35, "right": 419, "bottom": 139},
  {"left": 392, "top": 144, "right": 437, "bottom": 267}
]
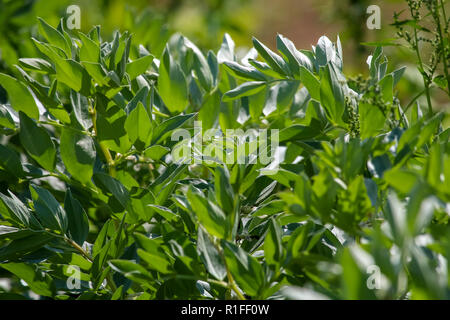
[{"left": 0, "top": 16, "right": 449, "bottom": 300}]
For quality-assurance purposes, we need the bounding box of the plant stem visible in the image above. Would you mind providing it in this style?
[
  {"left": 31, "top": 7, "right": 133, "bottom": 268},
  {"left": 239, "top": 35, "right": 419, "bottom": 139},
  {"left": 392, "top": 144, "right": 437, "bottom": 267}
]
[
  {"left": 152, "top": 107, "right": 170, "bottom": 118},
  {"left": 39, "top": 120, "right": 93, "bottom": 137},
  {"left": 208, "top": 232, "right": 246, "bottom": 300},
  {"left": 225, "top": 268, "right": 246, "bottom": 300},
  {"left": 64, "top": 236, "right": 117, "bottom": 292},
  {"left": 65, "top": 237, "right": 93, "bottom": 263},
  {"left": 99, "top": 139, "right": 117, "bottom": 177},
  {"left": 440, "top": 0, "right": 449, "bottom": 40},
  {"left": 409, "top": 6, "right": 433, "bottom": 116},
  {"left": 436, "top": 0, "right": 450, "bottom": 95}
]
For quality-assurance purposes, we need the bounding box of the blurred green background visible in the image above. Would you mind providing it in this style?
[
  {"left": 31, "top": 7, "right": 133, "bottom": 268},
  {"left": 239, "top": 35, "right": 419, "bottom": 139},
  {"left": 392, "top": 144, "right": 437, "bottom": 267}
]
[{"left": 0, "top": 0, "right": 448, "bottom": 110}]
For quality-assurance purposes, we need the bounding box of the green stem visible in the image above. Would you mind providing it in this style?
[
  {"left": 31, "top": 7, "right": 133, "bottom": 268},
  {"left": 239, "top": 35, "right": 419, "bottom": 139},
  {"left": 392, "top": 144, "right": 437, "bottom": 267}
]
[
  {"left": 46, "top": 231, "right": 117, "bottom": 293},
  {"left": 440, "top": 0, "right": 448, "bottom": 36},
  {"left": 208, "top": 232, "right": 246, "bottom": 300},
  {"left": 65, "top": 237, "right": 93, "bottom": 263},
  {"left": 39, "top": 120, "right": 93, "bottom": 137},
  {"left": 436, "top": 0, "right": 450, "bottom": 95},
  {"left": 152, "top": 107, "right": 170, "bottom": 118},
  {"left": 66, "top": 237, "right": 117, "bottom": 292},
  {"left": 37, "top": 228, "right": 117, "bottom": 293},
  {"left": 225, "top": 269, "right": 246, "bottom": 300},
  {"left": 409, "top": 6, "right": 433, "bottom": 116}
]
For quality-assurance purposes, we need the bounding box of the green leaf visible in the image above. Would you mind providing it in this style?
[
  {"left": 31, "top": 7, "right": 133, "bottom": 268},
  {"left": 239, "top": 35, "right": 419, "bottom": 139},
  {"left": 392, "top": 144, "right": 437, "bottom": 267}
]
[
  {"left": 93, "top": 173, "right": 130, "bottom": 212},
  {"left": 319, "top": 63, "right": 345, "bottom": 124},
  {"left": 79, "top": 32, "right": 100, "bottom": 63},
  {"left": 143, "top": 145, "right": 170, "bottom": 161},
  {"left": 264, "top": 218, "right": 283, "bottom": 266},
  {"left": 18, "top": 58, "right": 55, "bottom": 74},
  {"left": 64, "top": 189, "right": 89, "bottom": 245},
  {"left": 54, "top": 59, "right": 91, "bottom": 93},
  {"left": 33, "top": 39, "right": 90, "bottom": 94},
  {"left": 217, "top": 33, "right": 235, "bottom": 63},
  {"left": 222, "top": 61, "right": 266, "bottom": 81},
  {"left": 263, "top": 169, "right": 299, "bottom": 188},
  {"left": 252, "top": 37, "right": 289, "bottom": 76},
  {"left": 0, "top": 145, "right": 24, "bottom": 177},
  {"left": 60, "top": 128, "right": 96, "bottom": 184},
  {"left": 359, "top": 102, "right": 386, "bottom": 139},
  {"left": 406, "top": 189, "right": 437, "bottom": 236},
  {"left": 299, "top": 66, "right": 320, "bottom": 101},
  {"left": 147, "top": 204, "right": 178, "bottom": 222},
  {"left": 126, "top": 55, "right": 154, "bottom": 80},
  {"left": 70, "top": 91, "right": 92, "bottom": 130},
  {"left": 134, "top": 233, "right": 172, "bottom": 274},
  {"left": 152, "top": 164, "right": 188, "bottom": 206},
  {"left": 0, "top": 226, "right": 31, "bottom": 241},
  {"left": 187, "top": 186, "right": 229, "bottom": 239},
  {"left": 223, "top": 81, "right": 266, "bottom": 102},
  {"left": 14, "top": 67, "right": 70, "bottom": 124},
  {"left": 384, "top": 192, "right": 407, "bottom": 245},
  {"left": 384, "top": 169, "right": 420, "bottom": 194},
  {"left": 82, "top": 62, "right": 109, "bottom": 86},
  {"left": 315, "top": 36, "right": 335, "bottom": 67},
  {"left": 262, "top": 80, "right": 300, "bottom": 115},
  {"left": 276, "top": 34, "right": 312, "bottom": 76},
  {"left": 125, "top": 102, "right": 152, "bottom": 150},
  {"left": 222, "top": 240, "right": 264, "bottom": 297},
  {"left": 392, "top": 66, "right": 406, "bottom": 86},
  {"left": 92, "top": 220, "right": 113, "bottom": 257},
  {"left": 207, "top": 50, "right": 219, "bottom": 87},
  {"left": 287, "top": 221, "right": 314, "bottom": 258},
  {"left": 0, "top": 73, "right": 39, "bottom": 119},
  {"left": 0, "top": 104, "right": 15, "bottom": 129},
  {"left": 124, "top": 86, "right": 149, "bottom": 114},
  {"left": 158, "top": 46, "right": 188, "bottom": 113},
  {"left": 279, "top": 122, "right": 321, "bottom": 143},
  {"left": 138, "top": 249, "right": 172, "bottom": 274},
  {"left": 0, "top": 233, "right": 55, "bottom": 262},
  {"left": 251, "top": 200, "right": 285, "bottom": 217},
  {"left": 30, "top": 185, "right": 68, "bottom": 233},
  {"left": 184, "top": 38, "right": 214, "bottom": 91},
  {"left": 19, "top": 112, "right": 56, "bottom": 171},
  {"left": 214, "top": 166, "right": 234, "bottom": 214},
  {"left": 248, "top": 85, "right": 267, "bottom": 119},
  {"left": 0, "top": 191, "right": 41, "bottom": 229},
  {"left": 341, "top": 245, "right": 377, "bottom": 299},
  {"left": 95, "top": 106, "right": 131, "bottom": 154},
  {"left": 109, "top": 259, "right": 152, "bottom": 283},
  {"left": 415, "top": 113, "right": 442, "bottom": 148},
  {"left": 197, "top": 227, "right": 226, "bottom": 280},
  {"left": 151, "top": 113, "right": 195, "bottom": 144},
  {"left": 0, "top": 263, "right": 55, "bottom": 297},
  {"left": 198, "top": 90, "right": 221, "bottom": 130},
  {"left": 37, "top": 18, "right": 71, "bottom": 57},
  {"left": 380, "top": 75, "right": 394, "bottom": 105},
  {"left": 127, "top": 190, "right": 155, "bottom": 223}
]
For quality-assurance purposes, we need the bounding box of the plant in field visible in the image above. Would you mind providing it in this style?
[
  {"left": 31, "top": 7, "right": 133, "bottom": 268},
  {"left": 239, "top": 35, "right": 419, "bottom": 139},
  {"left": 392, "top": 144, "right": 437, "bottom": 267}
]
[
  {"left": 393, "top": 0, "right": 450, "bottom": 114},
  {"left": 0, "top": 17, "right": 449, "bottom": 300}
]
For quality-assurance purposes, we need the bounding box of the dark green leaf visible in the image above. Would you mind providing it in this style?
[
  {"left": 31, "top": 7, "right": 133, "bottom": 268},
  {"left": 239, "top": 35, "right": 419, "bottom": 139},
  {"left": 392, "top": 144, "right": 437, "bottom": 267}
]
[{"left": 19, "top": 112, "right": 56, "bottom": 171}]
